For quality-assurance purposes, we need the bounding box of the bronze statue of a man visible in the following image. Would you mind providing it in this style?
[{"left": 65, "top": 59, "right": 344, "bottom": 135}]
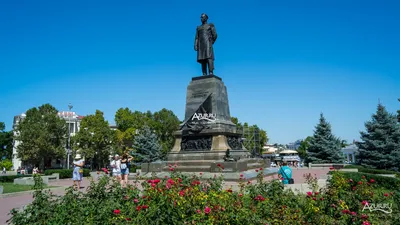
[{"left": 194, "top": 13, "right": 218, "bottom": 75}]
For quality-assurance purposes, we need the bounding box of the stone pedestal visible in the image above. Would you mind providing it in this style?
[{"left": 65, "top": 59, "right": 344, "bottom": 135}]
[{"left": 144, "top": 75, "right": 266, "bottom": 177}]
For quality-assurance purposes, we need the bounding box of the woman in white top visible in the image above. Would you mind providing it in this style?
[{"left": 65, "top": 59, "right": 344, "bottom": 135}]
[
  {"left": 110, "top": 154, "right": 122, "bottom": 181},
  {"left": 72, "top": 154, "right": 84, "bottom": 190}
]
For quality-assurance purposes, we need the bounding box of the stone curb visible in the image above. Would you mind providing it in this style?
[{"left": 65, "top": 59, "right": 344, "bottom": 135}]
[{"left": 0, "top": 186, "right": 67, "bottom": 199}]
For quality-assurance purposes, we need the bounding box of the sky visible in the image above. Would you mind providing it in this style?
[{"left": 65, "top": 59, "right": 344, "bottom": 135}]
[{"left": 1, "top": 0, "right": 399, "bottom": 144}]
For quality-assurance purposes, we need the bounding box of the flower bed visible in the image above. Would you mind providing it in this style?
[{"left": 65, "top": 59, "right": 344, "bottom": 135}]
[{"left": 8, "top": 170, "right": 399, "bottom": 225}]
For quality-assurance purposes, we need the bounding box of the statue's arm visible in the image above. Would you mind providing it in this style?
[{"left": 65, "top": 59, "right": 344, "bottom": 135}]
[
  {"left": 194, "top": 27, "right": 198, "bottom": 51},
  {"left": 210, "top": 23, "right": 217, "bottom": 44}
]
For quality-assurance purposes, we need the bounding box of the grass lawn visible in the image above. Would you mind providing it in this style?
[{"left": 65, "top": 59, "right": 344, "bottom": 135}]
[{"left": 1, "top": 183, "right": 57, "bottom": 194}]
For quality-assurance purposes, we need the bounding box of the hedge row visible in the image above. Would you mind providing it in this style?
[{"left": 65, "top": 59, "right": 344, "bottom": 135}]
[
  {"left": 0, "top": 175, "right": 32, "bottom": 183},
  {"left": 344, "top": 164, "right": 400, "bottom": 175},
  {"left": 44, "top": 169, "right": 91, "bottom": 179},
  {"left": 330, "top": 171, "right": 400, "bottom": 190}
]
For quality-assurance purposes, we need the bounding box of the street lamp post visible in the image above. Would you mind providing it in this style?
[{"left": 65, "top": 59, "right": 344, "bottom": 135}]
[{"left": 67, "top": 103, "right": 73, "bottom": 169}]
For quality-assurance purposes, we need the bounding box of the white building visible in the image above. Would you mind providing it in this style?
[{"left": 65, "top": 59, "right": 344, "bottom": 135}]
[
  {"left": 12, "top": 111, "right": 84, "bottom": 170},
  {"left": 341, "top": 143, "right": 358, "bottom": 164}
]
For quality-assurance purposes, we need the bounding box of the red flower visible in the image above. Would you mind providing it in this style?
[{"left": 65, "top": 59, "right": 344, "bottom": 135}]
[
  {"left": 320, "top": 197, "right": 324, "bottom": 200},
  {"left": 363, "top": 221, "right": 371, "bottom": 225},
  {"left": 362, "top": 175, "right": 366, "bottom": 179},
  {"left": 113, "top": 209, "right": 121, "bottom": 215},
  {"left": 255, "top": 169, "right": 259, "bottom": 172},
  {"left": 199, "top": 172, "right": 203, "bottom": 176},
  {"left": 221, "top": 207, "right": 225, "bottom": 211},
  {"left": 329, "top": 167, "right": 334, "bottom": 170},
  {"left": 196, "top": 209, "right": 201, "bottom": 214},
  {"left": 362, "top": 200, "right": 368, "bottom": 206},
  {"left": 259, "top": 168, "right": 263, "bottom": 170},
  {"left": 167, "top": 178, "right": 175, "bottom": 185},
  {"left": 134, "top": 198, "right": 139, "bottom": 203},
  {"left": 361, "top": 214, "right": 368, "bottom": 219},
  {"left": 312, "top": 197, "right": 316, "bottom": 201},
  {"left": 136, "top": 206, "right": 141, "bottom": 211},
  {"left": 384, "top": 193, "right": 389, "bottom": 197},
  {"left": 142, "top": 205, "right": 149, "bottom": 209},
  {"left": 351, "top": 212, "right": 357, "bottom": 216},
  {"left": 314, "top": 192, "right": 319, "bottom": 195},
  {"left": 369, "top": 179, "right": 375, "bottom": 183},
  {"left": 204, "top": 206, "right": 211, "bottom": 214},
  {"left": 169, "top": 168, "right": 174, "bottom": 171},
  {"left": 179, "top": 190, "right": 185, "bottom": 196},
  {"left": 358, "top": 181, "right": 363, "bottom": 185},
  {"left": 254, "top": 194, "right": 265, "bottom": 201},
  {"left": 226, "top": 189, "right": 233, "bottom": 193},
  {"left": 247, "top": 180, "right": 252, "bottom": 184},
  {"left": 342, "top": 209, "right": 350, "bottom": 214},
  {"left": 240, "top": 174, "right": 244, "bottom": 177},
  {"left": 306, "top": 192, "right": 313, "bottom": 197},
  {"left": 126, "top": 218, "right": 131, "bottom": 221},
  {"left": 352, "top": 186, "right": 357, "bottom": 191},
  {"left": 217, "top": 163, "right": 221, "bottom": 167},
  {"left": 151, "top": 183, "right": 156, "bottom": 187},
  {"left": 153, "top": 179, "right": 161, "bottom": 184},
  {"left": 239, "top": 193, "right": 243, "bottom": 197}
]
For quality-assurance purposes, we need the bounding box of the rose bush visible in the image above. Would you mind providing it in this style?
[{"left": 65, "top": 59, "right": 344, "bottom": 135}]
[{"left": 8, "top": 169, "right": 399, "bottom": 225}]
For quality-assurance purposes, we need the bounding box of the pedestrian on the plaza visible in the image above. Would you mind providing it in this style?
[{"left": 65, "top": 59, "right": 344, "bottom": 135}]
[
  {"left": 278, "top": 162, "right": 293, "bottom": 184},
  {"left": 72, "top": 154, "right": 84, "bottom": 190},
  {"left": 110, "top": 154, "right": 122, "bottom": 182},
  {"left": 2, "top": 167, "right": 5, "bottom": 174},
  {"left": 120, "top": 152, "right": 134, "bottom": 187}
]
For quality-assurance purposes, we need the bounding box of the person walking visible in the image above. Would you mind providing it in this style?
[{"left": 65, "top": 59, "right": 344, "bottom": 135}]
[
  {"left": 278, "top": 162, "right": 293, "bottom": 184},
  {"left": 2, "top": 167, "right": 6, "bottom": 174},
  {"left": 72, "top": 154, "right": 84, "bottom": 190}
]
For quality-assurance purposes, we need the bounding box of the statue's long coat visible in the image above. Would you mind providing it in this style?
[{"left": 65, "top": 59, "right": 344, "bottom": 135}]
[{"left": 194, "top": 23, "right": 217, "bottom": 62}]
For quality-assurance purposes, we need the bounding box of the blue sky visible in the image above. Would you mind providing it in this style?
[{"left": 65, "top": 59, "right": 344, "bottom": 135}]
[{"left": 1, "top": 0, "right": 399, "bottom": 144}]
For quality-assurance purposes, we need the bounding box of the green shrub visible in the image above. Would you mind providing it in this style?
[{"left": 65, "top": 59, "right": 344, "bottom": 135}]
[
  {"left": 329, "top": 171, "right": 400, "bottom": 190},
  {"left": 44, "top": 169, "right": 90, "bottom": 179},
  {"left": 0, "top": 175, "right": 32, "bottom": 183},
  {"left": 0, "top": 159, "right": 13, "bottom": 170},
  {"left": 8, "top": 169, "right": 399, "bottom": 225},
  {"left": 344, "top": 164, "right": 400, "bottom": 175}
]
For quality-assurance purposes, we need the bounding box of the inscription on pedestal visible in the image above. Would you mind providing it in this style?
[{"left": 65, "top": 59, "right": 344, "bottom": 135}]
[{"left": 181, "top": 136, "right": 212, "bottom": 151}]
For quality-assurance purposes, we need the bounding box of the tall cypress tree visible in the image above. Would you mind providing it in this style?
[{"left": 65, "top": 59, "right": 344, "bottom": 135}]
[
  {"left": 305, "top": 113, "right": 343, "bottom": 164},
  {"left": 356, "top": 104, "right": 400, "bottom": 170}
]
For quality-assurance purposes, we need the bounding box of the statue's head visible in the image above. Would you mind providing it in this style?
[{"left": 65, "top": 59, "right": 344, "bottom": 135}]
[{"left": 200, "top": 13, "right": 208, "bottom": 23}]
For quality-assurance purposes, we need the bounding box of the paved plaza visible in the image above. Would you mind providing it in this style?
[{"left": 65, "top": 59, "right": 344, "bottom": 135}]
[{"left": 0, "top": 168, "right": 329, "bottom": 225}]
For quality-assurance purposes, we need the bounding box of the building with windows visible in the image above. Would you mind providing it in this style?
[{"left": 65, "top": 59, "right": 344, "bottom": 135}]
[
  {"left": 12, "top": 111, "right": 84, "bottom": 170},
  {"left": 287, "top": 139, "right": 302, "bottom": 150}
]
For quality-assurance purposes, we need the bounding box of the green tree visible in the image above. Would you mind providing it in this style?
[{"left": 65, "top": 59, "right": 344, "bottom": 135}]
[
  {"left": 73, "top": 110, "right": 114, "bottom": 170},
  {"left": 356, "top": 104, "right": 400, "bottom": 170},
  {"left": 0, "top": 159, "right": 13, "bottom": 170},
  {"left": 297, "top": 136, "right": 312, "bottom": 159},
  {"left": 14, "top": 104, "right": 67, "bottom": 169},
  {"left": 151, "top": 108, "right": 180, "bottom": 155},
  {"left": 305, "top": 113, "right": 343, "bottom": 164},
  {"left": 114, "top": 108, "right": 152, "bottom": 148},
  {"left": 0, "top": 122, "right": 13, "bottom": 160},
  {"left": 397, "top": 98, "right": 400, "bottom": 122},
  {"left": 131, "top": 125, "right": 163, "bottom": 162}
]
